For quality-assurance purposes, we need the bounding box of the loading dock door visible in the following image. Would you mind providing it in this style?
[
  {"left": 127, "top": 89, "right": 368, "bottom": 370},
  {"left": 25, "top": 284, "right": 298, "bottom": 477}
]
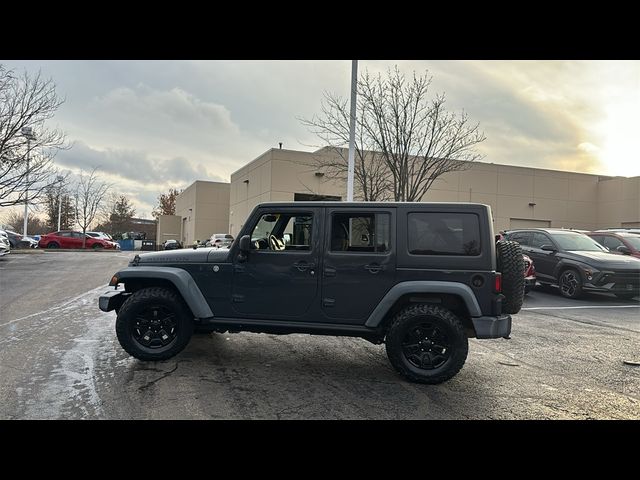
[{"left": 509, "top": 218, "right": 551, "bottom": 229}]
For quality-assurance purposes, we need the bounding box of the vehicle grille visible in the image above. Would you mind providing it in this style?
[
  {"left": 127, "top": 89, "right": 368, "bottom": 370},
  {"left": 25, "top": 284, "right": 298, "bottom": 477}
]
[{"left": 601, "top": 272, "right": 640, "bottom": 286}]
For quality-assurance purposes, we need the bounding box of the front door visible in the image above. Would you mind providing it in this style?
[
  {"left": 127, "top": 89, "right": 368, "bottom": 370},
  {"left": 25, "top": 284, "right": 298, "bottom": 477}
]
[
  {"left": 231, "top": 208, "right": 321, "bottom": 318},
  {"left": 321, "top": 208, "right": 396, "bottom": 324},
  {"left": 525, "top": 232, "right": 558, "bottom": 282}
]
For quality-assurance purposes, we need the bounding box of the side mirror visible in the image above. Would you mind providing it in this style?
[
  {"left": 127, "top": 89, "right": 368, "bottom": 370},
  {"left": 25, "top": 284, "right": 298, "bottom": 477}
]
[
  {"left": 540, "top": 244, "right": 556, "bottom": 252},
  {"left": 617, "top": 245, "right": 631, "bottom": 255},
  {"left": 237, "top": 234, "right": 251, "bottom": 262},
  {"left": 239, "top": 235, "right": 251, "bottom": 252}
]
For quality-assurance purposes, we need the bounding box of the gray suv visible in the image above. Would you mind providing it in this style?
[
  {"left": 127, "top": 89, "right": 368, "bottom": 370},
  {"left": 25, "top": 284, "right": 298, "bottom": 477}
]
[{"left": 100, "top": 202, "right": 523, "bottom": 384}]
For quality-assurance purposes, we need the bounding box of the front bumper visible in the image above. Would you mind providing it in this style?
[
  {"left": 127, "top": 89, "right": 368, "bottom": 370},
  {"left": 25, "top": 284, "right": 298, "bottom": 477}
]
[
  {"left": 98, "top": 290, "right": 130, "bottom": 312},
  {"left": 472, "top": 314, "right": 512, "bottom": 339},
  {"left": 524, "top": 275, "right": 536, "bottom": 292},
  {"left": 582, "top": 270, "right": 640, "bottom": 294}
]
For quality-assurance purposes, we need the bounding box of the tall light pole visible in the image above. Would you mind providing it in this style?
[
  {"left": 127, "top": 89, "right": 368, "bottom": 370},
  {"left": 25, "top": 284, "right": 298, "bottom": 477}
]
[
  {"left": 21, "top": 127, "right": 36, "bottom": 240},
  {"left": 57, "top": 175, "right": 64, "bottom": 231},
  {"left": 346, "top": 60, "right": 358, "bottom": 202}
]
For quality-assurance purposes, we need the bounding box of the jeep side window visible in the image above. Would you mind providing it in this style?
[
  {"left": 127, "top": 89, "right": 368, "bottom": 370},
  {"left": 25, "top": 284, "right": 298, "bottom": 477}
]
[
  {"left": 250, "top": 212, "right": 313, "bottom": 251},
  {"left": 408, "top": 212, "right": 481, "bottom": 256},
  {"left": 330, "top": 213, "right": 390, "bottom": 253}
]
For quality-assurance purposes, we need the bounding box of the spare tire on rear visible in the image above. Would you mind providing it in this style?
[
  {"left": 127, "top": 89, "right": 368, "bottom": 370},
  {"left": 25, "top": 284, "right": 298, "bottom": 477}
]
[{"left": 496, "top": 240, "right": 525, "bottom": 314}]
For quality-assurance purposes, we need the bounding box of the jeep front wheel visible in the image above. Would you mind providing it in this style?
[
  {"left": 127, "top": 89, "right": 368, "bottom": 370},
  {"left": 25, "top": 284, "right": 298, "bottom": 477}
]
[
  {"left": 115, "top": 287, "right": 194, "bottom": 361},
  {"left": 385, "top": 304, "right": 468, "bottom": 384}
]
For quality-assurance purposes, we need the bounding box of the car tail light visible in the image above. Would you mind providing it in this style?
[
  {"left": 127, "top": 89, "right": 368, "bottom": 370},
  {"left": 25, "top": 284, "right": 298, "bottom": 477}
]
[{"left": 494, "top": 272, "right": 502, "bottom": 293}]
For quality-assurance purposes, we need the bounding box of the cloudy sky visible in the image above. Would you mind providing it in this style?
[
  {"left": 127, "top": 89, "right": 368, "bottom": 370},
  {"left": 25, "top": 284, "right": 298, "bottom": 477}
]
[{"left": 2, "top": 60, "right": 639, "bottom": 217}]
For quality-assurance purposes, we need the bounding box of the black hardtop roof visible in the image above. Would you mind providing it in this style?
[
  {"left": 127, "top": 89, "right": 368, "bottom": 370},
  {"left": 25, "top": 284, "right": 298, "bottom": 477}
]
[{"left": 254, "top": 201, "right": 490, "bottom": 209}]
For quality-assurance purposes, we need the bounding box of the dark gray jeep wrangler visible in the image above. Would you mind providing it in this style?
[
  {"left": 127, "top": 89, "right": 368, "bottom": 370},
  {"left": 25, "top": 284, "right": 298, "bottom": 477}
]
[{"left": 99, "top": 202, "right": 524, "bottom": 384}]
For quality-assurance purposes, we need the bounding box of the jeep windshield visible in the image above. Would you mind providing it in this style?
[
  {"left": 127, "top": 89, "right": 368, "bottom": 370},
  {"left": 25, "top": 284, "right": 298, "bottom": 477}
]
[{"left": 550, "top": 232, "right": 608, "bottom": 252}]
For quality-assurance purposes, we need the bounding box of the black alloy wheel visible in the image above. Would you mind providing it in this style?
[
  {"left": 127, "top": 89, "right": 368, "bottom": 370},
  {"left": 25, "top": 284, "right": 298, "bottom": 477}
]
[
  {"left": 401, "top": 323, "right": 452, "bottom": 370},
  {"left": 131, "top": 304, "right": 178, "bottom": 349},
  {"left": 559, "top": 269, "right": 583, "bottom": 299}
]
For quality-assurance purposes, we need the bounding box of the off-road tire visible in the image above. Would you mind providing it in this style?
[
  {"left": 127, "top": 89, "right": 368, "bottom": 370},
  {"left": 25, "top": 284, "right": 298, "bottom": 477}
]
[
  {"left": 385, "top": 304, "right": 468, "bottom": 384},
  {"left": 558, "top": 268, "right": 583, "bottom": 299},
  {"left": 116, "top": 287, "right": 194, "bottom": 361},
  {"left": 496, "top": 240, "right": 525, "bottom": 314}
]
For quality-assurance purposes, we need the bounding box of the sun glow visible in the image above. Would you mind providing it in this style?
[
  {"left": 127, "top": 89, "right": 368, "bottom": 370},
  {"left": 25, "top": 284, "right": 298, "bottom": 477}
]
[{"left": 598, "top": 99, "right": 639, "bottom": 176}]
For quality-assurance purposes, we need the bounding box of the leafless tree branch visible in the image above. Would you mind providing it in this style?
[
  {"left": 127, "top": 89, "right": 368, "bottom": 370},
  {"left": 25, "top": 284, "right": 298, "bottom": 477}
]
[
  {"left": 300, "top": 66, "right": 486, "bottom": 202},
  {"left": 0, "top": 65, "right": 71, "bottom": 207}
]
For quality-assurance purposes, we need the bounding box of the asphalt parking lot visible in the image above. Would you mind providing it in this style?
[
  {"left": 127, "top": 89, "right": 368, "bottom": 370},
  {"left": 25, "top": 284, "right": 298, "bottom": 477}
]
[{"left": 1, "top": 252, "right": 639, "bottom": 419}]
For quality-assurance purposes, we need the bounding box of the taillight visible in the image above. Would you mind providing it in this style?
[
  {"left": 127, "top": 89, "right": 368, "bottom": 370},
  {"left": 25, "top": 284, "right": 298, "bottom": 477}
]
[{"left": 494, "top": 272, "right": 502, "bottom": 293}]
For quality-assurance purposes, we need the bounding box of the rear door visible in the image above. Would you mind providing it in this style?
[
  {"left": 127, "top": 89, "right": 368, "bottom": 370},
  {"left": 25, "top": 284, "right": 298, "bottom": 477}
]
[{"left": 321, "top": 208, "right": 396, "bottom": 324}]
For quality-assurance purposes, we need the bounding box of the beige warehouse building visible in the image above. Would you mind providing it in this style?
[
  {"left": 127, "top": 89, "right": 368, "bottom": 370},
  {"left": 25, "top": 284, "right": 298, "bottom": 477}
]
[
  {"left": 174, "top": 180, "right": 230, "bottom": 246},
  {"left": 228, "top": 147, "right": 640, "bottom": 236},
  {"left": 160, "top": 147, "right": 639, "bottom": 243}
]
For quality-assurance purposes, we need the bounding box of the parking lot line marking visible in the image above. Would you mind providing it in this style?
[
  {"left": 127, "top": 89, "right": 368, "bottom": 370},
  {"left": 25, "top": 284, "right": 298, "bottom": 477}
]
[{"left": 522, "top": 305, "right": 639, "bottom": 310}]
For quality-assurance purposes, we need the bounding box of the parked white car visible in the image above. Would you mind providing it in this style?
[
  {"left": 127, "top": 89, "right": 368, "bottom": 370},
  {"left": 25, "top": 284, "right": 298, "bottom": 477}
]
[
  {"left": 86, "top": 231, "right": 114, "bottom": 240},
  {"left": 206, "top": 233, "right": 234, "bottom": 248},
  {"left": 0, "top": 230, "right": 10, "bottom": 256}
]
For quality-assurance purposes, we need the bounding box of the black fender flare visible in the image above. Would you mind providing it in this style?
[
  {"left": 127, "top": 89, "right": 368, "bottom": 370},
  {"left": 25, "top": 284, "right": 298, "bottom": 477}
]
[
  {"left": 364, "top": 281, "right": 482, "bottom": 328},
  {"left": 113, "top": 267, "right": 213, "bottom": 319}
]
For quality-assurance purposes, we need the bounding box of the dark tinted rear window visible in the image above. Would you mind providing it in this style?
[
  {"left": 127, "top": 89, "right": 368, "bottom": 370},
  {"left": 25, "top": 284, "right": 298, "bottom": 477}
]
[{"left": 408, "top": 212, "right": 481, "bottom": 256}]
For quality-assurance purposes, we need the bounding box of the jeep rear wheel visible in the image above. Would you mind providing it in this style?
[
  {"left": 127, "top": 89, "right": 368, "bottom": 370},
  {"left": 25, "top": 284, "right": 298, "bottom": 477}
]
[
  {"left": 115, "top": 287, "right": 194, "bottom": 361},
  {"left": 496, "top": 240, "right": 525, "bottom": 314},
  {"left": 385, "top": 304, "right": 468, "bottom": 384}
]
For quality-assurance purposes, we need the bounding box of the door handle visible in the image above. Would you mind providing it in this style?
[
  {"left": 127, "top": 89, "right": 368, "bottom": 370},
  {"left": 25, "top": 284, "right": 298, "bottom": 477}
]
[
  {"left": 293, "top": 261, "right": 315, "bottom": 272},
  {"left": 324, "top": 266, "right": 336, "bottom": 277},
  {"left": 364, "top": 263, "right": 384, "bottom": 274}
]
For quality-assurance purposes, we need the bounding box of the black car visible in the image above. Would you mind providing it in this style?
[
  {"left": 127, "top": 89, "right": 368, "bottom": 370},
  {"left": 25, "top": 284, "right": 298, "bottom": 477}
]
[
  {"left": 505, "top": 228, "right": 640, "bottom": 299},
  {"left": 99, "top": 202, "right": 525, "bottom": 384},
  {"left": 163, "top": 239, "right": 182, "bottom": 250}
]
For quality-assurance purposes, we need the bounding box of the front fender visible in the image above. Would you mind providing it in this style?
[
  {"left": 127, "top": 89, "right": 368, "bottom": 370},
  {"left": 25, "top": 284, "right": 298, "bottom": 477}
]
[{"left": 113, "top": 267, "right": 214, "bottom": 319}]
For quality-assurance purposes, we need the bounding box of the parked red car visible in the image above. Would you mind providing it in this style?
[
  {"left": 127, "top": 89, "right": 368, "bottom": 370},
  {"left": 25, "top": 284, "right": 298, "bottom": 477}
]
[
  {"left": 523, "top": 254, "right": 536, "bottom": 294},
  {"left": 38, "top": 231, "right": 120, "bottom": 250},
  {"left": 587, "top": 231, "right": 640, "bottom": 259}
]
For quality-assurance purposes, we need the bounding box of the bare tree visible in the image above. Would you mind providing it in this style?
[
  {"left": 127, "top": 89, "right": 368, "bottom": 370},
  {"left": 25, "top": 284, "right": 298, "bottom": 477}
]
[
  {"left": 301, "top": 66, "right": 486, "bottom": 202},
  {"left": 0, "top": 65, "right": 70, "bottom": 207},
  {"left": 99, "top": 193, "right": 136, "bottom": 237},
  {"left": 151, "top": 188, "right": 181, "bottom": 218},
  {"left": 74, "top": 168, "right": 110, "bottom": 248},
  {"left": 42, "top": 172, "right": 73, "bottom": 231},
  {"left": 301, "top": 95, "right": 392, "bottom": 201},
  {"left": 0, "top": 210, "right": 48, "bottom": 235}
]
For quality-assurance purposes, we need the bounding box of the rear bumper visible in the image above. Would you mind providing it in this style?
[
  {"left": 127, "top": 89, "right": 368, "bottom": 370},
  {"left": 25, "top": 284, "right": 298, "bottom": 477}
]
[{"left": 472, "top": 314, "right": 512, "bottom": 339}]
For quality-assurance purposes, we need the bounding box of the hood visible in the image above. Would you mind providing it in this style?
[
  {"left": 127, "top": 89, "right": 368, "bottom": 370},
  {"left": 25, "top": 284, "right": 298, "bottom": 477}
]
[
  {"left": 564, "top": 250, "right": 640, "bottom": 270},
  {"left": 133, "top": 247, "right": 231, "bottom": 265}
]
